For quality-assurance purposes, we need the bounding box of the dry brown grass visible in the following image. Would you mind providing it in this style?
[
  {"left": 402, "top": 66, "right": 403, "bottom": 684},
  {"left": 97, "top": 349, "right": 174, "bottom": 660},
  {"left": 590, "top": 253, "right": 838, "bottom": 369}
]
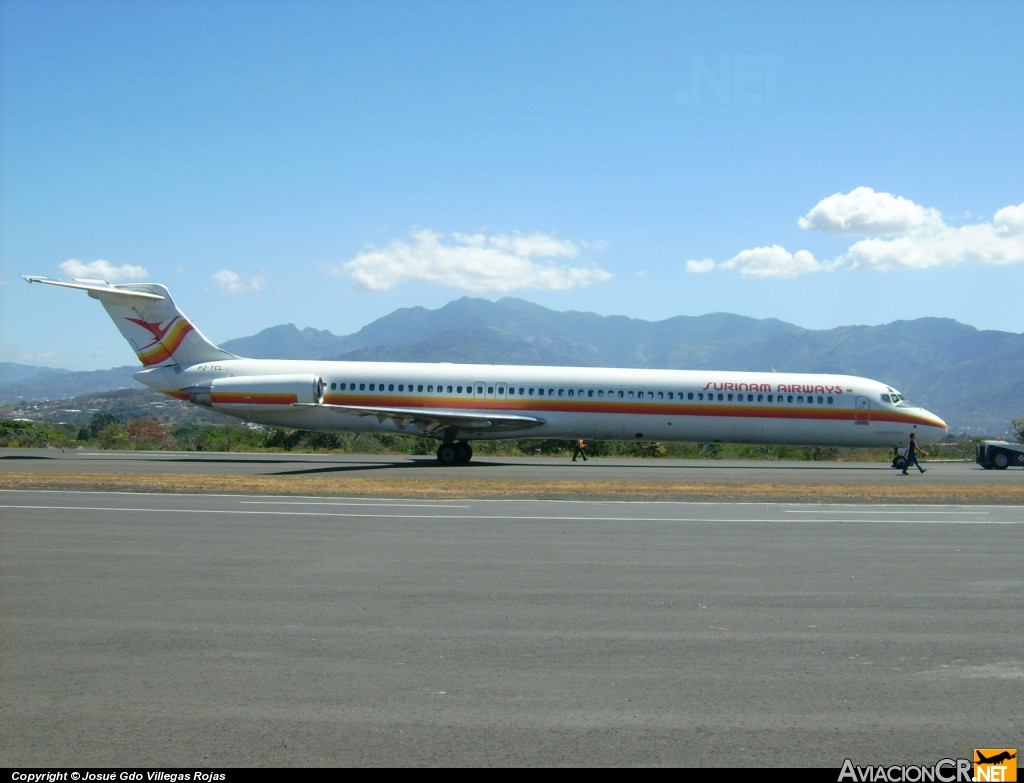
[{"left": 2, "top": 471, "right": 1022, "bottom": 504}]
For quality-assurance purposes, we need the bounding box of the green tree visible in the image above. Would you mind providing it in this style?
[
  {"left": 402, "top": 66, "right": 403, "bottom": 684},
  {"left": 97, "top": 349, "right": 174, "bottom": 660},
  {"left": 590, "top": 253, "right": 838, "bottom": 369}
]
[
  {"left": 171, "top": 423, "right": 208, "bottom": 451},
  {"left": 197, "top": 425, "right": 255, "bottom": 452},
  {"left": 80, "top": 412, "right": 122, "bottom": 442},
  {"left": 0, "top": 420, "right": 46, "bottom": 447},
  {"left": 1012, "top": 418, "right": 1024, "bottom": 442},
  {"left": 96, "top": 422, "right": 129, "bottom": 449}
]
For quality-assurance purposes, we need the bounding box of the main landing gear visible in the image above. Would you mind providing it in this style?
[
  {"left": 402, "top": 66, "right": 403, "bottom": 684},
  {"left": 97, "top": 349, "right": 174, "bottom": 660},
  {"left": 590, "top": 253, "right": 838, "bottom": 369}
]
[{"left": 436, "top": 441, "right": 473, "bottom": 465}]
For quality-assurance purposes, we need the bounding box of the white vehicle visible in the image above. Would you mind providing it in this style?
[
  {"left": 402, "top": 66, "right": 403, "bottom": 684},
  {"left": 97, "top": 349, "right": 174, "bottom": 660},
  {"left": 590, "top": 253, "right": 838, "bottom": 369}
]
[
  {"left": 975, "top": 440, "right": 1024, "bottom": 469},
  {"left": 23, "top": 276, "right": 949, "bottom": 465}
]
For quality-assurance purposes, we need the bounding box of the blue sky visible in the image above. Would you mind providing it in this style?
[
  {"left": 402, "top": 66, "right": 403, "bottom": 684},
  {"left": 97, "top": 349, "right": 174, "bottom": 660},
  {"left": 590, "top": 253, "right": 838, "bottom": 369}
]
[{"left": 2, "top": 0, "right": 1022, "bottom": 372}]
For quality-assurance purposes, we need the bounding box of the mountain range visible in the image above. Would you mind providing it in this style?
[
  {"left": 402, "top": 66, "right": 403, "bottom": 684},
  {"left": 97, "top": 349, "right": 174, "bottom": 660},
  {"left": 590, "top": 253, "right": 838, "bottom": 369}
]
[{"left": 3, "top": 297, "right": 1022, "bottom": 437}]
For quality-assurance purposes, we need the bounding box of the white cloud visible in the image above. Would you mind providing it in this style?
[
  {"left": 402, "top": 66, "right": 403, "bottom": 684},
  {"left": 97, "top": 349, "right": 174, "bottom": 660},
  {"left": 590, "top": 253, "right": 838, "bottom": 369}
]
[
  {"left": 685, "top": 258, "right": 716, "bottom": 274},
  {"left": 720, "top": 245, "right": 836, "bottom": 279},
  {"left": 797, "top": 186, "right": 942, "bottom": 236},
  {"left": 58, "top": 258, "right": 148, "bottom": 281},
  {"left": 212, "top": 269, "right": 265, "bottom": 294},
  {"left": 330, "top": 229, "right": 613, "bottom": 293},
  {"left": 688, "top": 189, "right": 1024, "bottom": 279},
  {"left": 452, "top": 231, "right": 579, "bottom": 259},
  {"left": 995, "top": 202, "right": 1024, "bottom": 231},
  {"left": 20, "top": 350, "right": 58, "bottom": 362},
  {"left": 845, "top": 214, "right": 1024, "bottom": 271}
]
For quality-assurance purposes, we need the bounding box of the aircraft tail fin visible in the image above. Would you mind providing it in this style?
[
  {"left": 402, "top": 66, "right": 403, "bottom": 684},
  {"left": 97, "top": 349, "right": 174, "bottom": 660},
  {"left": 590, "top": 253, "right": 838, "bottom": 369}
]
[{"left": 23, "top": 276, "right": 238, "bottom": 367}]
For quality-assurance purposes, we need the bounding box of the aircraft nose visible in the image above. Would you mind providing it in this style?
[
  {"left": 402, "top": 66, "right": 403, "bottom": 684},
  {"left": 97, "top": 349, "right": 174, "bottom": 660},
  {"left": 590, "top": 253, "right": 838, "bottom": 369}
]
[{"left": 918, "top": 408, "right": 948, "bottom": 439}]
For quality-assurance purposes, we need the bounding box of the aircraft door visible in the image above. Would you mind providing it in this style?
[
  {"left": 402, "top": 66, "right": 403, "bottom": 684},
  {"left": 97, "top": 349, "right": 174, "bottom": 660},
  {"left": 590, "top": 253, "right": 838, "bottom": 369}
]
[{"left": 854, "top": 396, "right": 870, "bottom": 424}]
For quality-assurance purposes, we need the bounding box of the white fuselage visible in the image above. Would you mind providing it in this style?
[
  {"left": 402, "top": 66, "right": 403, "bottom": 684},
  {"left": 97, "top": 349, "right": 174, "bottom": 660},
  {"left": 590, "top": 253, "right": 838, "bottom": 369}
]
[{"left": 136, "top": 358, "right": 949, "bottom": 448}]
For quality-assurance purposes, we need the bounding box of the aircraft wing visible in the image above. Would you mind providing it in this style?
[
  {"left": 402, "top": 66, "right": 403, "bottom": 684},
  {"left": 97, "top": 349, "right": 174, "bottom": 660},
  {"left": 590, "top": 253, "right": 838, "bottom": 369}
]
[{"left": 295, "top": 403, "right": 546, "bottom": 435}]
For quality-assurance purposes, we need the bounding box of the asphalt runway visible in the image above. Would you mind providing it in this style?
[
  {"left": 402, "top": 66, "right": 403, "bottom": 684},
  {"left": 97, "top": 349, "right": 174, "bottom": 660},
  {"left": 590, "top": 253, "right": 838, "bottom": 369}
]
[
  {"left": 3, "top": 447, "right": 1023, "bottom": 508},
  {"left": 2, "top": 484, "right": 1022, "bottom": 768},
  {"left": 1, "top": 446, "right": 1022, "bottom": 490},
  {"left": 0, "top": 447, "right": 985, "bottom": 482}
]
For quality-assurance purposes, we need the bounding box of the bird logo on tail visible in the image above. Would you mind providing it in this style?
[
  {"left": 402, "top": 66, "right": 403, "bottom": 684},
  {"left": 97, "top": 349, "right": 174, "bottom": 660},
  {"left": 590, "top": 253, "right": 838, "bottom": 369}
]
[{"left": 125, "top": 316, "right": 195, "bottom": 366}]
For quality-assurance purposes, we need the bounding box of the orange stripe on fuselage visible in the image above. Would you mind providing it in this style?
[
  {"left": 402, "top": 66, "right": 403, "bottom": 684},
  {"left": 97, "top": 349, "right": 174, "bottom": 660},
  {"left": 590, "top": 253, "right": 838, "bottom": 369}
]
[
  {"left": 212, "top": 392, "right": 298, "bottom": 405},
  {"left": 322, "top": 393, "right": 934, "bottom": 426},
  {"left": 154, "top": 388, "right": 940, "bottom": 429},
  {"left": 159, "top": 390, "right": 298, "bottom": 405}
]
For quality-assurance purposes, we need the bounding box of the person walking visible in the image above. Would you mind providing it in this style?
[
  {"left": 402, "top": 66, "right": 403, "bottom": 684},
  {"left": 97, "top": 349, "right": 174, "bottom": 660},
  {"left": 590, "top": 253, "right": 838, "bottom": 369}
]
[
  {"left": 902, "top": 433, "right": 928, "bottom": 474},
  {"left": 572, "top": 438, "right": 589, "bottom": 462}
]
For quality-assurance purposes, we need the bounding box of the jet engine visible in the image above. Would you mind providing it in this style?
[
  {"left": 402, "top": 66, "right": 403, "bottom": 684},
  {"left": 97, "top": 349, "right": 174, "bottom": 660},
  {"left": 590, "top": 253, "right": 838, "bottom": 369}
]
[{"left": 186, "top": 374, "right": 325, "bottom": 410}]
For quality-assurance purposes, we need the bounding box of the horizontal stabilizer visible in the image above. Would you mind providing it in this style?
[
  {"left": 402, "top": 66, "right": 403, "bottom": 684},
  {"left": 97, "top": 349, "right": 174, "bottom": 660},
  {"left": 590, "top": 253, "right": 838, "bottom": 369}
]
[{"left": 22, "top": 275, "right": 165, "bottom": 301}]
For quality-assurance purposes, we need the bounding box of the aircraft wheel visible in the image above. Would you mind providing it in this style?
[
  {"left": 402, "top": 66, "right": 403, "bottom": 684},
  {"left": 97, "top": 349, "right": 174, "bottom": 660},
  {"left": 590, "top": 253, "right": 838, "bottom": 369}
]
[
  {"left": 892, "top": 456, "right": 908, "bottom": 470},
  {"left": 437, "top": 444, "right": 459, "bottom": 466},
  {"left": 455, "top": 442, "right": 473, "bottom": 464}
]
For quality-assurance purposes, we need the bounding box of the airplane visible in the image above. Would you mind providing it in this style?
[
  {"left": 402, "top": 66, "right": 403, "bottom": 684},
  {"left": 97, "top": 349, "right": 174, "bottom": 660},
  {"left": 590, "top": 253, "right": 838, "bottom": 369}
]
[
  {"left": 976, "top": 751, "right": 1016, "bottom": 765},
  {"left": 22, "top": 275, "right": 949, "bottom": 465}
]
